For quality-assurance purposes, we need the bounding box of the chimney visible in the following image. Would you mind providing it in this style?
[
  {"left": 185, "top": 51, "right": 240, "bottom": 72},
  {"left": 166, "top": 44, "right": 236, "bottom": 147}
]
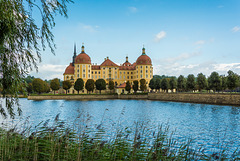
[
  {"left": 126, "top": 56, "right": 128, "bottom": 62},
  {"left": 107, "top": 56, "right": 109, "bottom": 59}
]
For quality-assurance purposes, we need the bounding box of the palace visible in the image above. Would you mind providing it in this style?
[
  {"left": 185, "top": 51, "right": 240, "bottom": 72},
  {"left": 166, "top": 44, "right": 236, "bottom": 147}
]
[{"left": 63, "top": 44, "right": 153, "bottom": 93}]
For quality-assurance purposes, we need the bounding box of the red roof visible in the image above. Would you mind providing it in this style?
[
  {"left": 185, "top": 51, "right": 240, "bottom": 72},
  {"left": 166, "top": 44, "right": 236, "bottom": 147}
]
[
  {"left": 119, "top": 62, "right": 136, "bottom": 70},
  {"left": 136, "top": 55, "right": 152, "bottom": 65},
  {"left": 119, "top": 65, "right": 135, "bottom": 70},
  {"left": 100, "top": 58, "right": 119, "bottom": 67},
  {"left": 122, "top": 61, "right": 131, "bottom": 66},
  {"left": 64, "top": 63, "right": 74, "bottom": 74},
  {"left": 117, "top": 82, "right": 126, "bottom": 88},
  {"left": 92, "top": 65, "right": 100, "bottom": 70},
  {"left": 75, "top": 52, "right": 91, "bottom": 64}
]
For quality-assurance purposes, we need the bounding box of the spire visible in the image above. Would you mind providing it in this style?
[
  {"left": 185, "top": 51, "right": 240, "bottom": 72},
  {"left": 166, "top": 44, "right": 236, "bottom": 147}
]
[
  {"left": 126, "top": 56, "right": 128, "bottom": 62},
  {"left": 81, "top": 43, "right": 85, "bottom": 53},
  {"left": 74, "top": 43, "right": 76, "bottom": 55},
  {"left": 142, "top": 45, "right": 146, "bottom": 55},
  {"left": 72, "top": 43, "right": 77, "bottom": 66}
]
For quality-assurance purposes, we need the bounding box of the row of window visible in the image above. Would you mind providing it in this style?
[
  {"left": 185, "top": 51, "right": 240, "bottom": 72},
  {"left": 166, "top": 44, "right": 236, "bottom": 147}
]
[
  {"left": 137, "top": 66, "right": 152, "bottom": 69},
  {"left": 77, "top": 65, "right": 91, "bottom": 68}
]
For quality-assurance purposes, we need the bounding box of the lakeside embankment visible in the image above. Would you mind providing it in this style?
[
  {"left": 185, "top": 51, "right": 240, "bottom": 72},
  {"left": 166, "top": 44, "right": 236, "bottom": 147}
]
[{"left": 28, "top": 93, "right": 240, "bottom": 106}]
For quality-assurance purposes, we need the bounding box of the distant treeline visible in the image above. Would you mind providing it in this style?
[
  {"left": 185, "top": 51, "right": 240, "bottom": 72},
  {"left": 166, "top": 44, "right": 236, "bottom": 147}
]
[{"left": 150, "top": 70, "right": 239, "bottom": 93}]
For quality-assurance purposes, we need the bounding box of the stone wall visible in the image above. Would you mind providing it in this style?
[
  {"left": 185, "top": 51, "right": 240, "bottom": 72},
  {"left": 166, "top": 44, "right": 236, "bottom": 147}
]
[
  {"left": 28, "top": 93, "right": 240, "bottom": 106},
  {"left": 148, "top": 93, "right": 240, "bottom": 106},
  {"left": 118, "top": 94, "right": 148, "bottom": 99},
  {"left": 28, "top": 95, "right": 118, "bottom": 100}
]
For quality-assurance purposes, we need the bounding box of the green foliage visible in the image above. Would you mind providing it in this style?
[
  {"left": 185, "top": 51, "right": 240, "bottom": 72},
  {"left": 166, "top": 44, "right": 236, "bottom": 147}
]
[
  {"left": 140, "top": 79, "right": 147, "bottom": 92},
  {"left": 0, "top": 0, "right": 72, "bottom": 118},
  {"left": 197, "top": 73, "right": 207, "bottom": 92},
  {"left": 26, "top": 83, "right": 33, "bottom": 94},
  {"left": 108, "top": 80, "right": 115, "bottom": 91},
  {"left": 0, "top": 118, "right": 238, "bottom": 160},
  {"left": 62, "top": 80, "right": 72, "bottom": 94},
  {"left": 32, "top": 78, "right": 45, "bottom": 94},
  {"left": 95, "top": 79, "right": 106, "bottom": 94},
  {"left": 50, "top": 78, "right": 60, "bottom": 94},
  {"left": 169, "top": 77, "right": 177, "bottom": 91},
  {"left": 155, "top": 78, "right": 161, "bottom": 91},
  {"left": 177, "top": 75, "right": 186, "bottom": 92},
  {"left": 85, "top": 79, "right": 95, "bottom": 93},
  {"left": 132, "top": 80, "right": 139, "bottom": 93},
  {"left": 221, "top": 75, "right": 227, "bottom": 91},
  {"left": 208, "top": 71, "right": 221, "bottom": 92},
  {"left": 153, "top": 75, "right": 173, "bottom": 80},
  {"left": 161, "top": 78, "right": 169, "bottom": 92},
  {"left": 74, "top": 78, "right": 84, "bottom": 94},
  {"left": 43, "top": 81, "right": 50, "bottom": 93},
  {"left": 25, "top": 75, "right": 35, "bottom": 83},
  {"left": 227, "top": 70, "right": 239, "bottom": 91},
  {"left": 186, "top": 74, "right": 196, "bottom": 91},
  {"left": 125, "top": 81, "right": 131, "bottom": 93},
  {"left": 149, "top": 78, "right": 156, "bottom": 90}
]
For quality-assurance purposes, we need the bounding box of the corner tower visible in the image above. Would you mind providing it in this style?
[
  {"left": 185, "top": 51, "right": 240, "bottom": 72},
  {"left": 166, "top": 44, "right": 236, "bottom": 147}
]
[
  {"left": 136, "top": 46, "right": 153, "bottom": 84},
  {"left": 74, "top": 43, "right": 92, "bottom": 82}
]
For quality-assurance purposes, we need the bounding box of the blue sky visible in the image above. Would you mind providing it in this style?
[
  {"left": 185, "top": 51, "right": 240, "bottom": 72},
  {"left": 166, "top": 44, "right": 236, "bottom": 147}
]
[{"left": 30, "top": 0, "right": 240, "bottom": 80}]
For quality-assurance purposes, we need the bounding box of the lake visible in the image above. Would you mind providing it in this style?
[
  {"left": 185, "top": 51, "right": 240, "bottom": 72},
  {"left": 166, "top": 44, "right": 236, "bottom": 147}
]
[{"left": 1, "top": 98, "right": 240, "bottom": 154}]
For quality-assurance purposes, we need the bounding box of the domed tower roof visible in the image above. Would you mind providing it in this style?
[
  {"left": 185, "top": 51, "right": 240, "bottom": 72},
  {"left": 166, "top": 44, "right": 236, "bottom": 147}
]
[
  {"left": 64, "top": 63, "right": 74, "bottom": 74},
  {"left": 136, "top": 47, "right": 152, "bottom": 65},
  {"left": 75, "top": 44, "right": 91, "bottom": 64},
  {"left": 122, "top": 56, "right": 131, "bottom": 66}
]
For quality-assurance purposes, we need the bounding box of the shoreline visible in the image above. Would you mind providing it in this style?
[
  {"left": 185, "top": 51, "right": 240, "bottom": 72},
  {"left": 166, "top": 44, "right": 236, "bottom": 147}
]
[{"left": 27, "top": 93, "right": 240, "bottom": 106}]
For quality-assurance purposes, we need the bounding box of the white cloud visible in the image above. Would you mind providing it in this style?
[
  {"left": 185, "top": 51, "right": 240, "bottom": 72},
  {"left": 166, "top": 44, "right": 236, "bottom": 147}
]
[
  {"left": 30, "top": 64, "right": 67, "bottom": 80},
  {"left": 153, "top": 59, "right": 240, "bottom": 77},
  {"left": 154, "top": 31, "right": 166, "bottom": 42},
  {"left": 77, "top": 23, "right": 99, "bottom": 33},
  {"left": 165, "top": 52, "right": 201, "bottom": 63},
  {"left": 232, "top": 26, "right": 240, "bottom": 33},
  {"left": 128, "top": 7, "right": 138, "bottom": 13},
  {"left": 195, "top": 40, "right": 205, "bottom": 45}
]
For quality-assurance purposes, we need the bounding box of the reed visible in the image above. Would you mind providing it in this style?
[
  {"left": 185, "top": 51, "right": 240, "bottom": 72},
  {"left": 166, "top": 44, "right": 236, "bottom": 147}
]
[{"left": 0, "top": 113, "right": 239, "bottom": 161}]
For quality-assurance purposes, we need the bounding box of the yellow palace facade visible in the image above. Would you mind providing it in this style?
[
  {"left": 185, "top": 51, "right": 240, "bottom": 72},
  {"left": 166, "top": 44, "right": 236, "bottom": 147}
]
[{"left": 63, "top": 44, "right": 153, "bottom": 93}]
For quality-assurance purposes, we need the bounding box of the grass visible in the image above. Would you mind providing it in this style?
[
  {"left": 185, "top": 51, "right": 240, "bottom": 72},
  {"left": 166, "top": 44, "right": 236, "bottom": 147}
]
[{"left": 0, "top": 114, "right": 239, "bottom": 161}]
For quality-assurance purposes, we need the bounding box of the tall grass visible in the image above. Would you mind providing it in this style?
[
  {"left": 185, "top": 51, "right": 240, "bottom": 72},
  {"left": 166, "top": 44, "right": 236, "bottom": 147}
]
[{"left": 0, "top": 113, "right": 239, "bottom": 160}]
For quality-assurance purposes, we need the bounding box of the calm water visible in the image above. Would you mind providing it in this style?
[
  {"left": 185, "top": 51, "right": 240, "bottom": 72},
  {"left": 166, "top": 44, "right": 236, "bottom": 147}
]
[{"left": 1, "top": 98, "right": 240, "bottom": 154}]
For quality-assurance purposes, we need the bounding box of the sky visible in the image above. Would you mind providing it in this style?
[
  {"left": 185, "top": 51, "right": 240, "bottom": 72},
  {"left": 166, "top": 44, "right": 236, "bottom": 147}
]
[{"left": 29, "top": 0, "right": 240, "bottom": 80}]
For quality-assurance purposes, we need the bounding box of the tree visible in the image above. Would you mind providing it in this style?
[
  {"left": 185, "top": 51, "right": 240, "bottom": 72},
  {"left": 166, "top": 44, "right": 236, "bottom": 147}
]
[
  {"left": 32, "top": 78, "right": 45, "bottom": 94},
  {"left": 43, "top": 81, "right": 50, "bottom": 93},
  {"left": 221, "top": 75, "right": 227, "bottom": 92},
  {"left": 26, "top": 83, "right": 33, "bottom": 94},
  {"left": 208, "top": 71, "right": 221, "bottom": 92},
  {"left": 95, "top": 79, "right": 106, "bottom": 94},
  {"left": 177, "top": 75, "right": 186, "bottom": 92},
  {"left": 50, "top": 78, "right": 60, "bottom": 94},
  {"left": 186, "top": 74, "right": 196, "bottom": 92},
  {"left": 62, "top": 80, "right": 72, "bottom": 94},
  {"left": 149, "top": 78, "right": 156, "bottom": 91},
  {"left": 196, "top": 73, "right": 207, "bottom": 92},
  {"left": 155, "top": 78, "right": 161, "bottom": 92},
  {"left": 0, "top": 0, "right": 72, "bottom": 118},
  {"left": 169, "top": 77, "right": 177, "bottom": 92},
  {"left": 132, "top": 80, "right": 139, "bottom": 93},
  {"left": 161, "top": 78, "right": 169, "bottom": 93},
  {"left": 108, "top": 80, "right": 115, "bottom": 93},
  {"left": 140, "top": 79, "right": 147, "bottom": 92},
  {"left": 85, "top": 79, "right": 95, "bottom": 94},
  {"left": 227, "top": 70, "right": 239, "bottom": 92},
  {"left": 125, "top": 81, "right": 131, "bottom": 93},
  {"left": 74, "top": 78, "right": 84, "bottom": 94}
]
